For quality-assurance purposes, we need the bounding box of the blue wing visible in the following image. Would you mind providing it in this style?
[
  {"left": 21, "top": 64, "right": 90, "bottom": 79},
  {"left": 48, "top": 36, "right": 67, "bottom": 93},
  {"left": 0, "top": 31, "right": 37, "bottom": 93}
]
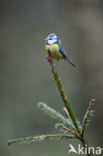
[
  {"left": 59, "top": 47, "right": 67, "bottom": 58},
  {"left": 58, "top": 39, "right": 67, "bottom": 58},
  {"left": 58, "top": 39, "right": 75, "bottom": 67}
]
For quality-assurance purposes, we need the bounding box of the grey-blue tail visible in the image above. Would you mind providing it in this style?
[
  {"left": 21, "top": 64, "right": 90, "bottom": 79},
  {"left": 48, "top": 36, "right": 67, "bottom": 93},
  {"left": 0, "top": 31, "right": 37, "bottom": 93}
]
[{"left": 66, "top": 58, "right": 75, "bottom": 67}]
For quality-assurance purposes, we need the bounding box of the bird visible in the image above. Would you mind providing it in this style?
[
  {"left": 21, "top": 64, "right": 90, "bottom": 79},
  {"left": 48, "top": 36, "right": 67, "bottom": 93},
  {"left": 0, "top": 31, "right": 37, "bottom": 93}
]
[{"left": 45, "top": 33, "right": 75, "bottom": 67}]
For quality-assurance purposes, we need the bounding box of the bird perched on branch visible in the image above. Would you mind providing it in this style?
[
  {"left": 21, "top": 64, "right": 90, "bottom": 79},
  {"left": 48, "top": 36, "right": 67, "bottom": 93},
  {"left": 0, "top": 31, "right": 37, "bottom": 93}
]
[{"left": 45, "top": 33, "right": 75, "bottom": 67}]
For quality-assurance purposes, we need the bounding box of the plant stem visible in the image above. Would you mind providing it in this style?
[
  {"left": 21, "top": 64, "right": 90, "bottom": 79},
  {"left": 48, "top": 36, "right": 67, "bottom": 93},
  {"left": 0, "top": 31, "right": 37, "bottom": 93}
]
[
  {"left": 47, "top": 56, "right": 81, "bottom": 134},
  {"left": 80, "top": 137, "right": 93, "bottom": 156},
  {"left": 47, "top": 56, "right": 95, "bottom": 156}
]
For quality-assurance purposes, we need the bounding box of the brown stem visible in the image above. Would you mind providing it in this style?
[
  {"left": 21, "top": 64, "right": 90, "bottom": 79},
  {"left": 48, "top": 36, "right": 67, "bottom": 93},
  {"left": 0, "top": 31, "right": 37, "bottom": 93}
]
[
  {"left": 80, "top": 137, "right": 93, "bottom": 156},
  {"left": 63, "top": 126, "right": 79, "bottom": 138},
  {"left": 63, "top": 107, "right": 70, "bottom": 118}
]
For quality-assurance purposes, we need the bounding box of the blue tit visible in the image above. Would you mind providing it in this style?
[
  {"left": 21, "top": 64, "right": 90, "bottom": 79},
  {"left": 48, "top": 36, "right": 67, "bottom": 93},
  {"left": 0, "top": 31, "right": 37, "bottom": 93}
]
[{"left": 45, "top": 33, "right": 75, "bottom": 67}]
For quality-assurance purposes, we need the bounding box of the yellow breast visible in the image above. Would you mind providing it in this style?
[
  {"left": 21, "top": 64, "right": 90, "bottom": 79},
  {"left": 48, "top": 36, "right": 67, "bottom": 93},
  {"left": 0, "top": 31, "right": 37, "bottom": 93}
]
[{"left": 45, "top": 44, "right": 63, "bottom": 60}]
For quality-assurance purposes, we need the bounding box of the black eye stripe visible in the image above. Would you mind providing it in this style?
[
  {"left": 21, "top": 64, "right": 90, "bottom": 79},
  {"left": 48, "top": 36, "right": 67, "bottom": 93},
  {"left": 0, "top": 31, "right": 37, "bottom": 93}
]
[{"left": 49, "top": 37, "right": 56, "bottom": 40}]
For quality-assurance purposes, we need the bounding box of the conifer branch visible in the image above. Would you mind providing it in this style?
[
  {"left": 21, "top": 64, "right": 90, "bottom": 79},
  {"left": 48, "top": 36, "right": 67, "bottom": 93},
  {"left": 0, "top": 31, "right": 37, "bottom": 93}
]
[
  {"left": 82, "top": 99, "right": 95, "bottom": 134},
  {"left": 8, "top": 55, "right": 97, "bottom": 156},
  {"left": 47, "top": 56, "right": 81, "bottom": 134},
  {"left": 38, "top": 102, "right": 75, "bottom": 130},
  {"left": 8, "top": 134, "right": 75, "bottom": 146}
]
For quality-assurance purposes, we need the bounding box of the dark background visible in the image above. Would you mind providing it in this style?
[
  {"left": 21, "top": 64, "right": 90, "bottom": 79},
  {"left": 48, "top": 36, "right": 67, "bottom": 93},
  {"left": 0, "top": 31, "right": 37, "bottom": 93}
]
[{"left": 0, "top": 0, "right": 103, "bottom": 155}]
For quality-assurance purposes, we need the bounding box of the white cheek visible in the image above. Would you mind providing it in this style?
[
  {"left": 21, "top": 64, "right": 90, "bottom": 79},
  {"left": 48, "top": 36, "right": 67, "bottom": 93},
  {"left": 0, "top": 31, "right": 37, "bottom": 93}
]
[{"left": 48, "top": 39, "right": 57, "bottom": 44}]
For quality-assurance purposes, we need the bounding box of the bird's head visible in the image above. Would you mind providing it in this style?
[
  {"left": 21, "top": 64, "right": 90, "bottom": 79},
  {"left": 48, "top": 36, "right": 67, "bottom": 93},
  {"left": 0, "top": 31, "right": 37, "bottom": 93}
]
[{"left": 45, "top": 33, "right": 58, "bottom": 44}]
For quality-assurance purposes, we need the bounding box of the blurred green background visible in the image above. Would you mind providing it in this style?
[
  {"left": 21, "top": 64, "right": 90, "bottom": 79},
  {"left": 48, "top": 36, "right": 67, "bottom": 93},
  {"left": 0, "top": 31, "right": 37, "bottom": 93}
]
[{"left": 0, "top": 0, "right": 103, "bottom": 155}]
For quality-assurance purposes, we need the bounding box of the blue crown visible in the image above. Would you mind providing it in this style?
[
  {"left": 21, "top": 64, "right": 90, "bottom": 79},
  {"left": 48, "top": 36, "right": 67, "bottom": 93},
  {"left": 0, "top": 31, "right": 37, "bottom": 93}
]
[
  {"left": 48, "top": 33, "right": 56, "bottom": 38},
  {"left": 46, "top": 33, "right": 57, "bottom": 40}
]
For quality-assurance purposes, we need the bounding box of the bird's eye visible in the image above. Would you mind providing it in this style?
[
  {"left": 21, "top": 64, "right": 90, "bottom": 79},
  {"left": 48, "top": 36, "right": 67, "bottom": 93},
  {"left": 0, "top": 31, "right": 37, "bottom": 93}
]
[{"left": 49, "top": 38, "right": 52, "bottom": 40}]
